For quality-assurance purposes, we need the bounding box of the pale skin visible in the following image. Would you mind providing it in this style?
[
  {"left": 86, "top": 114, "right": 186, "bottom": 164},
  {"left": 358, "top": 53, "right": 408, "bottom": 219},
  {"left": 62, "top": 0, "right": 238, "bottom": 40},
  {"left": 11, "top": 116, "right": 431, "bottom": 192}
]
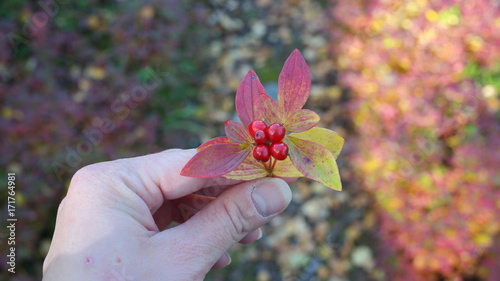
[{"left": 43, "top": 149, "right": 293, "bottom": 280}]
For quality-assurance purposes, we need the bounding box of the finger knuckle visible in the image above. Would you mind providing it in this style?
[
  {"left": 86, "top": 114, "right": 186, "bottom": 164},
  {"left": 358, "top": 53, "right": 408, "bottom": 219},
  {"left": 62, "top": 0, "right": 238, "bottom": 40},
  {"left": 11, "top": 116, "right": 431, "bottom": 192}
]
[{"left": 220, "top": 198, "right": 252, "bottom": 240}]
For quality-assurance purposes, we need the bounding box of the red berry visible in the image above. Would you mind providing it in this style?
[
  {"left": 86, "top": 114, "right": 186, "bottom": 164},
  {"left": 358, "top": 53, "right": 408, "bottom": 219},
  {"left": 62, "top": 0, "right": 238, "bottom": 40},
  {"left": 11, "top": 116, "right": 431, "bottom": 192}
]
[
  {"left": 266, "top": 123, "right": 286, "bottom": 143},
  {"left": 253, "top": 144, "right": 270, "bottom": 162},
  {"left": 254, "top": 130, "right": 268, "bottom": 144},
  {"left": 249, "top": 120, "right": 267, "bottom": 138},
  {"left": 270, "top": 142, "right": 288, "bottom": 160}
]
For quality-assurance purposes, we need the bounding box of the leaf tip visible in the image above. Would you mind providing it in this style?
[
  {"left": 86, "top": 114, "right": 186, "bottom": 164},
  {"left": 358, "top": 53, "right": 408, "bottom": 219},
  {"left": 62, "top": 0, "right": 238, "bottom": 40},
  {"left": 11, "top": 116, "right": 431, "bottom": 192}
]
[
  {"left": 290, "top": 49, "right": 305, "bottom": 59},
  {"left": 331, "top": 181, "right": 342, "bottom": 191},
  {"left": 247, "top": 69, "right": 257, "bottom": 78}
]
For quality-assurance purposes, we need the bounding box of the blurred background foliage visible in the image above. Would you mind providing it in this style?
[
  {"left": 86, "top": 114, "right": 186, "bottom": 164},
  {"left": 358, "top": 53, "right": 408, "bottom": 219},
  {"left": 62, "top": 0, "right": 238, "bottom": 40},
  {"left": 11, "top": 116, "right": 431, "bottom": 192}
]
[
  {"left": 331, "top": 0, "right": 500, "bottom": 280},
  {"left": 1, "top": 0, "right": 499, "bottom": 280}
]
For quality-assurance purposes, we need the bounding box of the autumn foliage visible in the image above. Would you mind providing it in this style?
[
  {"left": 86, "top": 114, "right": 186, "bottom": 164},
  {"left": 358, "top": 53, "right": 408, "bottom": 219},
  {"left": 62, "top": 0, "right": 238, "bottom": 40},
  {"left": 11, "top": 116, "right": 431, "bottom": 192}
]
[
  {"left": 331, "top": 0, "right": 500, "bottom": 279},
  {"left": 1, "top": 0, "right": 210, "bottom": 278}
]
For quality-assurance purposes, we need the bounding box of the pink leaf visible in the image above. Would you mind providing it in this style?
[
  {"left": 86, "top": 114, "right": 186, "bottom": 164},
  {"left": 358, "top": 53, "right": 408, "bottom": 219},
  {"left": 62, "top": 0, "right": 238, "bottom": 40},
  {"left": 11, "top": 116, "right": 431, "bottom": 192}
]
[
  {"left": 285, "top": 109, "right": 320, "bottom": 133},
  {"left": 260, "top": 93, "right": 281, "bottom": 125},
  {"left": 223, "top": 156, "right": 269, "bottom": 180},
  {"left": 285, "top": 136, "right": 342, "bottom": 190},
  {"left": 225, "top": 120, "right": 253, "bottom": 144},
  {"left": 197, "top": 137, "right": 233, "bottom": 152},
  {"left": 278, "top": 49, "right": 311, "bottom": 119},
  {"left": 181, "top": 143, "right": 251, "bottom": 178},
  {"left": 235, "top": 70, "right": 266, "bottom": 127}
]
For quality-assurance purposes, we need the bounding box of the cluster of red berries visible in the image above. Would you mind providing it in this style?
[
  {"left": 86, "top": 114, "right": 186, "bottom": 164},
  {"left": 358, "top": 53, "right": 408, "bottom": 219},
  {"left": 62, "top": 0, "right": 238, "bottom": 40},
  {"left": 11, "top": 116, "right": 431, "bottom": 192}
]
[{"left": 248, "top": 120, "right": 289, "bottom": 162}]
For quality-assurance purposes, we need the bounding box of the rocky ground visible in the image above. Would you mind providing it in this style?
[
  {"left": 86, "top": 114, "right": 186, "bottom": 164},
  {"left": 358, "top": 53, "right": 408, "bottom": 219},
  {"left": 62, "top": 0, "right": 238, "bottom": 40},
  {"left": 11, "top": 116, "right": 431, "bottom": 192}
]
[{"left": 194, "top": 1, "right": 385, "bottom": 280}]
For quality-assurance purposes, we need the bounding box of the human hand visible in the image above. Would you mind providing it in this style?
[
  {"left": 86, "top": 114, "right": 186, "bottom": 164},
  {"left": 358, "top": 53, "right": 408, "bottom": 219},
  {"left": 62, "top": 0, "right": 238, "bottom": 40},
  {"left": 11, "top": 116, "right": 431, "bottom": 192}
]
[{"left": 43, "top": 149, "right": 292, "bottom": 280}]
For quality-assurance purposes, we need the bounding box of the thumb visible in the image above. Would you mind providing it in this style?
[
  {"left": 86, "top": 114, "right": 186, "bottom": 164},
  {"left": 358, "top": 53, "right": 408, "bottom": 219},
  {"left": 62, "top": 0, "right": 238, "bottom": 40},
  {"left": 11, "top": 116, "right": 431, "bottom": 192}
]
[{"left": 155, "top": 178, "right": 291, "bottom": 276}]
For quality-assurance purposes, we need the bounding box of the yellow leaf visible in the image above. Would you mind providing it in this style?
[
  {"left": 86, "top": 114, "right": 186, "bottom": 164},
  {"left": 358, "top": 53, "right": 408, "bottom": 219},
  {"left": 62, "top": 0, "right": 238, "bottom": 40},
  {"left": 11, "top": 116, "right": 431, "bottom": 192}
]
[
  {"left": 86, "top": 66, "right": 106, "bottom": 80},
  {"left": 473, "top": 233, "right": 492, "bottom": 247},
  {"left": 425, "top": 10, "right": 438, "bottom": 22},
  {"left": 140, "top": 5, "right": 155, "bottom": 21},
  {"left": 272, "top": 157, "right": 303, "bottom": 178},
  {"left": 289, "top": 127, "right": 344, "bottom": 159},
  {"left": 285, "top": 136, "right": 342, "bottom": 191},
  {"left": 2, "top": 107, "right": 13, "bottom": 119},
  {"left": 87, "top": 15, "right": 100, "bottom": 29}
]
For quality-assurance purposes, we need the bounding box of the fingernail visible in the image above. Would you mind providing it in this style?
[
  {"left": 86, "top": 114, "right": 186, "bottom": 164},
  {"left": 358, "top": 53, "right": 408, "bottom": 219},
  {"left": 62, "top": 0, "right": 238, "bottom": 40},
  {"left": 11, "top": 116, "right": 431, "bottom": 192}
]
[
  {"left": 256, "top": 228, "right": 263, "bottom": 240},
  {"left": 251, "top": 178, "right": 292, "bottom": 217},
  {"left": 225, "top": 253, "right": 232, "bottom": 266}
]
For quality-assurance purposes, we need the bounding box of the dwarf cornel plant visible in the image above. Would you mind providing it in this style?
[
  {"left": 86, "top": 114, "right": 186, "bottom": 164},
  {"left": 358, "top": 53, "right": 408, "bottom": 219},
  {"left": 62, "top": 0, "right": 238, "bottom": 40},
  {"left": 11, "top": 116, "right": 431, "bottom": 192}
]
[{"left": 181, "top": 50, "right": 344, "bottom": 190}]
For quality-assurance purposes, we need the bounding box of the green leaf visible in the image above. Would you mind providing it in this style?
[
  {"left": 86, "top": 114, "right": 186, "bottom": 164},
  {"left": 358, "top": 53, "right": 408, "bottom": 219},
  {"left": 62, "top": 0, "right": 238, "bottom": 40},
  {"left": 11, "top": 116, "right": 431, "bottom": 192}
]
[
  {"left": 278, "top": 49, "right": 311, "bottom": 119},
  {"left": 285, "top": 136, "right": 342, "bottom": 190},
  {"left": 225, "top": 120, "right": 253, "bottom": 144},
  {"left": 235, "top": 70, "right": 266, "bottom": 127},
  {"left": 289, "top": 128, "right": 344, "bottom": 159},
  {"left": 285, "top": 109, "right": 320, "bottom": 133},
  {"left": 181, "top": 143, "right": 251, "bottom": 177}
]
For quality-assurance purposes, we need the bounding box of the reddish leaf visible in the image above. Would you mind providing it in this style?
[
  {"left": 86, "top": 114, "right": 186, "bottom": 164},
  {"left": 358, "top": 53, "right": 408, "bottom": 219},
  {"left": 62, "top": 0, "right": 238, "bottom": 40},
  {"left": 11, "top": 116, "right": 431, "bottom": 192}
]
[
  {"left": 181, "top": 143, "right": 251, "bottom": 178},
  {"left": 223, "top": 156, "right": 269, "bottom": 180},
  {"left": 197, "top": 136, "right": 233, "bottom": 152},
  {"left": 285, "top": 109, "right": 320, "bottom": 133},
  {"left": 278, "top": 49, "right": 311, "bottom": 119},
  {"left": 285, "top": 136, "right": 341, "bottom": 190},
  {"left": 289, "top": 128, "right": 344, "bottom": 159},
  {"left": 225, "top": 120, "right": 253, "bottom": 144},
  {"left": 260, "top": 93, "right": 281, "bottom": 125},
  {"left": 235, "top": 70, "right": 266, "bottom": 127}
]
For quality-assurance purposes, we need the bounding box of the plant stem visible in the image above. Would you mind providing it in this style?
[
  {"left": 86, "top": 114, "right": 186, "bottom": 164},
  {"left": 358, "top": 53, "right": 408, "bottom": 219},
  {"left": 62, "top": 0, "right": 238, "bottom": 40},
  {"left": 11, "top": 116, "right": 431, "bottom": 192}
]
[
  {"left": 270, "top": 158, "right": 277, "bottom": 172},
  {"left": 262, "top": 160, "right": 269, "bottom": 171}
]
